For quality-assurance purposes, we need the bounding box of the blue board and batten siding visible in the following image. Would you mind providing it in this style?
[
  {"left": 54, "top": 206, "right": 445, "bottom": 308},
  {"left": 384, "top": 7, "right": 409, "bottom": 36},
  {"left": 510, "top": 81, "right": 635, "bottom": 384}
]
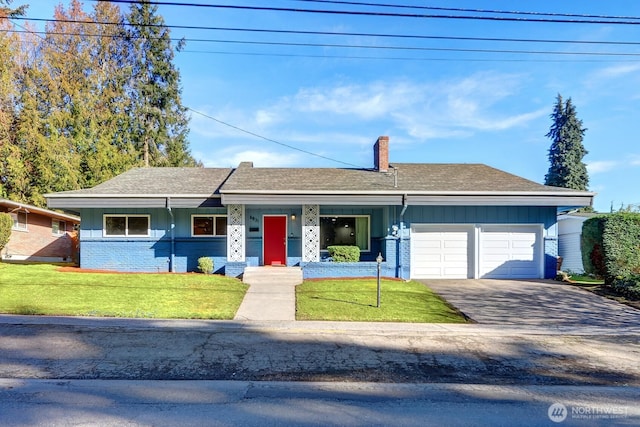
[
  {"left": 303, "top": 205, "right": 559, "bottom": 279},
  {"left": 402, "top": 205, "right": 559, "bottom": 279},
  {"left": 78, "top": 205, "right": 558, "bottom": 279}
]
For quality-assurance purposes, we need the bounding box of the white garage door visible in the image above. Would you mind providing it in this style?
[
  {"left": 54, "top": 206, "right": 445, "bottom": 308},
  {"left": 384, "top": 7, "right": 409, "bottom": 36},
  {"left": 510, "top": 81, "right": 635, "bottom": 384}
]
[
  {"left": 479, "top": 225, "right": 542, "bottom": 279},
  {"left": 410, "top": 225, "right": 471, "bottom": 279}
]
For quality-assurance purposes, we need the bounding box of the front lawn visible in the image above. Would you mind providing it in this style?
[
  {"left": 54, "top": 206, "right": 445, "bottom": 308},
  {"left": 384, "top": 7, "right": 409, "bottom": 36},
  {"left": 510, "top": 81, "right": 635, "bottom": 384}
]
[
  {"left": 296, "top": 278, "right": 468, "bottom": 323},
  {"left": 0, "top": 263, "right": 248, "bottom": 319}
]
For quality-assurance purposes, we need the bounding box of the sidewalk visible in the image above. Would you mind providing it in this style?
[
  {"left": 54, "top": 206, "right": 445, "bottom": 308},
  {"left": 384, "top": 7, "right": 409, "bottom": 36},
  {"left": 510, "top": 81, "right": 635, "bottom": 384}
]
[{"left": 233, "top": 267, "right": 302, "bottom": 321}]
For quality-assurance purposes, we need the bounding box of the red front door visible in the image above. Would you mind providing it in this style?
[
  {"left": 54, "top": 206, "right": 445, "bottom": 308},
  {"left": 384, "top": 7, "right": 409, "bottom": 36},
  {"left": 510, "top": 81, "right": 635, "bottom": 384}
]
[{"left": 263, "top": 215, "right": 287, "bottom": 266}]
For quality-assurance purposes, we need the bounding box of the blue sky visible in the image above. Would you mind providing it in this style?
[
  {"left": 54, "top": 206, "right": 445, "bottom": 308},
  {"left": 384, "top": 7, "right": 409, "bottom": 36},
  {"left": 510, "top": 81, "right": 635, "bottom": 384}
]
[{"left": 24, "top": 1, "right": 640, "bottom": 212}]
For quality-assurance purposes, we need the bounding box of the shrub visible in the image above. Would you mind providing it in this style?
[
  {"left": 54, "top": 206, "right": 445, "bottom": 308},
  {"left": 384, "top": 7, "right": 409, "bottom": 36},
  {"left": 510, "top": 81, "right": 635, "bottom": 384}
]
[
  {"left": 327, "top": 245, "right": 360, "bottom": 262},
  {"left": 0, "top": 213, "right": 12, "bottom": 252},
  {"left": 610, "top": 275, "right": 640, "bottom": 300},
  {"left": 601, "top": 213, "right": 640, "bottom": 280},
  {"left": 582, "top": 213, "right": 640, "bottom": 288},
  {"left": 197, "top": 256, "right": 214, "bottom": 274},
  {"left": 581, "top": 215, "right": 606, "bottom": 276}
]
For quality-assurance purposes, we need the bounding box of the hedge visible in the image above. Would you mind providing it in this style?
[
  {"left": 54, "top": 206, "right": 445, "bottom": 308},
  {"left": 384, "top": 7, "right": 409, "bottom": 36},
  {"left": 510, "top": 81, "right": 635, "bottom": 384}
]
[
  {"left": 327, "top": 245, "right": 360, "bottom": 262},
  {"left": 581, "top": 212, "right": 640, "bottom": 284},
  {"left": 610, "top": 275, "right": 640, "bottom": 300},
  {"left": 0, "top": 212, "right": 12, "bottom": 252},
  {"left": 581, "top": 215, "right": 607, "bottom": 277}
]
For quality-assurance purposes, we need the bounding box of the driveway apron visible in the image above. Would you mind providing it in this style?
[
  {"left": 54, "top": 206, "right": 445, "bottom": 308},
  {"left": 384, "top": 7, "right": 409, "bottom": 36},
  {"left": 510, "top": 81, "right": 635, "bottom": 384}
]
[{"left": 423, "top": 279, "right": 640, "bottom": 327}]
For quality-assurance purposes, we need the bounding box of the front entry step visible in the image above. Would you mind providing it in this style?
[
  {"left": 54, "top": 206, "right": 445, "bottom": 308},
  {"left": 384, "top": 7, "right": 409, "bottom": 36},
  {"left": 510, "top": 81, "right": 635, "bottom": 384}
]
[{"left": 242, "top": 266, "right": 303, "bottom": 286}]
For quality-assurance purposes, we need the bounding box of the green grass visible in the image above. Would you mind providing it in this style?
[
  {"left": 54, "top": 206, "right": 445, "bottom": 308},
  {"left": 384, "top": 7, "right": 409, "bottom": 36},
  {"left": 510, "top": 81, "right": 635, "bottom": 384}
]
[
  {"left": 567, "top": 274, "right": 605, "bottom": 284},
  {"left": 296, "top": 278, "right": 468, "bottom": 323},
  {"left": 0, "top": 263, "right": 248, "bottom": 319}
]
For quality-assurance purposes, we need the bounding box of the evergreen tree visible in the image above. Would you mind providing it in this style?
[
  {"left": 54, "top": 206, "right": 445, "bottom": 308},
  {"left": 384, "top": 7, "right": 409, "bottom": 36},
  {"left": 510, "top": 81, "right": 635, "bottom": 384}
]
[
  {"left": 80, "top": 1, "right": 140, "bottom": 187},
  {"left": 545, "top": 94, "right": 589, "bottom": 191},
  {"left": 0, "top": 0, "right": 27, "bottom": 18},
  {"left": 126, "top": 0, "right": 199, "bottom": 167},
  {"left": 0, "top": 18, "right": 18, "bottom": 198}
]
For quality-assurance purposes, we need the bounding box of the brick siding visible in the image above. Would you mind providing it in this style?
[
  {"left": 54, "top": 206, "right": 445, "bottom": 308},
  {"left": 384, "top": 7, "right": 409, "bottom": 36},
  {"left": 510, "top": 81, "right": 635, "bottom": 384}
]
[{"left": 1, "top": 210, "right": 77, "bottom": 261}]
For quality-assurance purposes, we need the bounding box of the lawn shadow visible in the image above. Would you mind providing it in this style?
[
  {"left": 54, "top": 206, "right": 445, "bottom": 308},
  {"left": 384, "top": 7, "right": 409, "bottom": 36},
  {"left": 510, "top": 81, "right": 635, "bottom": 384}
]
[{"left": 308, "top": 295, "right": 374, "bottom": 307}]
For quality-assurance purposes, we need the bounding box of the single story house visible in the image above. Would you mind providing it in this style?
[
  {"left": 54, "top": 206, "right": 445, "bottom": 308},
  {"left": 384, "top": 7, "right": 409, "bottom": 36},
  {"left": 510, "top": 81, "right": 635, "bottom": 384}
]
[
  {"left": 0, "top": 198, "right": 80, "bottom": 262},
  {"left": 46, "top": 136, "right": 594, "bottom": 279},
  {"left": 557, "top": 212, "right": 597, "bottom": 274}
]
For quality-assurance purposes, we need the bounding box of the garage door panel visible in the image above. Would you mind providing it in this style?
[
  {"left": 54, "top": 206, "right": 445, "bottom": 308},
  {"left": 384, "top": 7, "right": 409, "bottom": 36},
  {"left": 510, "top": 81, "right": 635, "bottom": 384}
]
[
  {"left": 423, "top": 254, "right": 443, "bottom": 263},
  {"left": 444, "top": 241, "right": 467, "bottom": 249},
  {"left": 479, "top": 225, "right": 541, "bottom": 279},
  {"left": 482, "top": 241, "right": 510, "bottom": 249},
  {"left": 411, "top": 227, "right": 471, "bottom": 279}
]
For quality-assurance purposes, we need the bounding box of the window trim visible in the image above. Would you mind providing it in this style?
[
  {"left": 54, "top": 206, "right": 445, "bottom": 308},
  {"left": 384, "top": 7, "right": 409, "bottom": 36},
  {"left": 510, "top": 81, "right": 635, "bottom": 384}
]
[
  {"left": 52, "top": 219, "right": 66, "bottom": 236},
  {"left": 190, "top": 214, "right": 227, "bottom": 237},
  {"left": 11, "top": 211, "right": 28, "bottom": 232},
  {"left": 319, "top": 214, "right": 371, "bottom": 252},
  {"left": 103, "top": 214, "right": 150, "bottom": 238}
]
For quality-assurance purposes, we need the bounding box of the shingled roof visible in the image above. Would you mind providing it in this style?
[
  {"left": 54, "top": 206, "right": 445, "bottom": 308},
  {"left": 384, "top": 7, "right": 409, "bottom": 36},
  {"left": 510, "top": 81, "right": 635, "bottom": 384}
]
[
  {"left": 46, "top": 137, "right": 594, "bottom": 209},
  {"left": 221, "top": 162, "right": 576, "bottom": 194},
  {"left": 49, "top": 167, "right": 233, "bottom": 196}
]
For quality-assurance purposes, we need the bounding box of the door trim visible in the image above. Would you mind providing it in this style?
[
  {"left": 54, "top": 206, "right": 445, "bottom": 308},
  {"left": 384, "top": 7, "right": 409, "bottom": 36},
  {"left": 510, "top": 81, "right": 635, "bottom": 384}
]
[{"left": 262, "top": 215, "right": 288, "bottom": 266}]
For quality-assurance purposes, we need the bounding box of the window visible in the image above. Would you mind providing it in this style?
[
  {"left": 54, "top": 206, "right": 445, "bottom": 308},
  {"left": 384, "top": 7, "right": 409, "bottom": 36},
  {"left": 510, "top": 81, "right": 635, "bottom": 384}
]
[
  {"left": 11, "top": 212, "right": 27, "bottom": 231},
  {"left": 103, "top": 215, "right": 149, "bottom": 237},
  {"left": 52, "top": 219, "right": 66, "bottom": 236},
  {"left": 320, "top": 215, "right": 370, "bottom": 251},
  {"left": 191, "top": 215, "right": 227, "bottom": 237}
]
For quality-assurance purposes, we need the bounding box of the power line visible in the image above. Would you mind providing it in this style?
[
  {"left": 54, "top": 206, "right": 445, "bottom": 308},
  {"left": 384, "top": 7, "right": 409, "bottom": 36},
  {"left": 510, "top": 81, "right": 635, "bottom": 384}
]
[
  {"left": 290, "top": 0, "right": 640, "bottom": 21},
  {"left": 94, "top": 0, "right": 640, "bottom": 25},
  {"left": 180, "top": 49, "right": 640, "bottom": 63},
  {"left": 187, "top": 108, "right": 365, "bottom": 168},
  {"left": 14, "top": 16, "right": 640, "bottom": 47},
  {"left": 5, "top": 29, "right": 639, "bottom": 58}
]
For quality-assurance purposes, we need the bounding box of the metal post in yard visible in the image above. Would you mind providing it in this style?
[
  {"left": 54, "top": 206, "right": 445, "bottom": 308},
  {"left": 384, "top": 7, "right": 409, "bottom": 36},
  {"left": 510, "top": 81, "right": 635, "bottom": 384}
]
[{"left": 376, "top": 252, "right": 383, "bottom": 308}]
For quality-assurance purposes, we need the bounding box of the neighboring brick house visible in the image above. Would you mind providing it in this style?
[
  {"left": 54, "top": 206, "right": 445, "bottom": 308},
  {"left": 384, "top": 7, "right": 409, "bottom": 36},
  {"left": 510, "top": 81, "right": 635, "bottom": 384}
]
[{"left": 0, "top": 199, "right": 80, "bottom": 262}]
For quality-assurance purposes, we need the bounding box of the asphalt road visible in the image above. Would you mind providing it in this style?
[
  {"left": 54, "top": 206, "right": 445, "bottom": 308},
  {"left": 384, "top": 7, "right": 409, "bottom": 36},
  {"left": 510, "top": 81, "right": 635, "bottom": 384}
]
[
  {"left": 1, "top": 316, "right": 639, "bottom": 385},
  {"left": 1, "top": 379, "right": 638, "bottom": 426},
  {"left": 1, "top": 316, "right": 639, "bottom": 425}
]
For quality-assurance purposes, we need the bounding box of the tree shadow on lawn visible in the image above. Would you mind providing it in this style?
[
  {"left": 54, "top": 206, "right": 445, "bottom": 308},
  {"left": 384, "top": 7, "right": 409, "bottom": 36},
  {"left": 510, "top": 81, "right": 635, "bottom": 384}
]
[{"left": 306, "top": 295, "right": 374, "bottom": 308}]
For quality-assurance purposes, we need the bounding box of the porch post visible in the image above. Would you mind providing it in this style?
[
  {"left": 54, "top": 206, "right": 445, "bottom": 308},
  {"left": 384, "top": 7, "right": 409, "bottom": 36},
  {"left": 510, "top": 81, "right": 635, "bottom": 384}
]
[
  {"left": 302, "top": 204, "right": 320, "bottom": 262},
  {"left": 227, "top": 204, "right": 245, "bottom": 262}
]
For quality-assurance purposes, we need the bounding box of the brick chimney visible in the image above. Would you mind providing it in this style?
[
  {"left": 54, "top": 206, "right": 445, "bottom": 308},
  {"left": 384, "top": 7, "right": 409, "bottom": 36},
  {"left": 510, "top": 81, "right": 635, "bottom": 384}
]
[{"left": 373, "top": 136, "right": 389, "bottom": 172}]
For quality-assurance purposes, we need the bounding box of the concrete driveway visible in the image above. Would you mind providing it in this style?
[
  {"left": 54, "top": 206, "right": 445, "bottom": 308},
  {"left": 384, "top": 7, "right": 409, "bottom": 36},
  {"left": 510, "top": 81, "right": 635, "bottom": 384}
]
[{"left": 423, "top": 279, "right": 640, "bottom": 327}]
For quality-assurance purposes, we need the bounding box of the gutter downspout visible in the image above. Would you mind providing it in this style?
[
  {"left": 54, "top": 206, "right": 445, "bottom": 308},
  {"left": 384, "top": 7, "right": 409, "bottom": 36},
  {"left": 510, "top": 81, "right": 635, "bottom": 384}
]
[
  {"left": 167, "top": 197, "right": 175, "bottom": 273},
  {"left": 399, "top": 194, "right": 408, "bottom": 280}
]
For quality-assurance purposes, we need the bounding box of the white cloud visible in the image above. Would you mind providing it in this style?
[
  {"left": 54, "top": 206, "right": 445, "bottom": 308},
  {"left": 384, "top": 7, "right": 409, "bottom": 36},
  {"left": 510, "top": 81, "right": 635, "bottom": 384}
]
[
  {"left": 292, "top": 82, "right": 416, "bottom": 119},
  {"left": 248, "top": 71, "right": 542, "bottom": 142},
  {"left": 591, "top": 64, "right": 640, "bottom": 80},
  {"left": 587, "top": 161, "right": 618, "bottom": 174}
]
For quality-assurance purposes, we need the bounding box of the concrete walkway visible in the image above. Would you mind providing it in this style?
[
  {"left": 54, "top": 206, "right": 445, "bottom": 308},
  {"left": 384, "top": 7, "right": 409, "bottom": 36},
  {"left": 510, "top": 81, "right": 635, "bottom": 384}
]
[{"left": 234, "top": 267, "right": 302, "bottom": 321}]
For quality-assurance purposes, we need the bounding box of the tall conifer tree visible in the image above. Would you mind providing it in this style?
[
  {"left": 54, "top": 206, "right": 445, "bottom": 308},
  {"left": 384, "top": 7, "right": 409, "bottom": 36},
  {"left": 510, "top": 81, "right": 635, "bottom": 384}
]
[
  {"left": 545, "top": 94, "right": 589, "bottom": 191},
  {"left": 126, "top": 0, "right": 198, "bottom": 167}
]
